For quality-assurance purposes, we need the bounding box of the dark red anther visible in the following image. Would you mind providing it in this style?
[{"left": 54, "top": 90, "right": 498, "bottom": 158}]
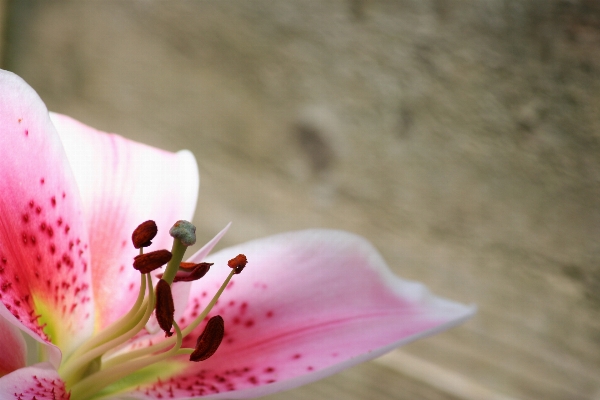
[
  {"left": 227, "top": 254, "right": 248, "bottom": 274},
  {"left": 155, "top": 279, "right": 175, "bottom": 337},
  {"left": 133, "top": 250, "right": 172, "bottom": 274},
  {"left": 179, "top": 262, "right": 197, "bottom": 271},
  {"left": 189, "top": 315, "right": 225, "bottom": 362},
  {"left": 132, "top": 220, "right": 158, "bottom": 249},
  {"left": 157, "top": 262, "right": 212, "bottom": 283}
]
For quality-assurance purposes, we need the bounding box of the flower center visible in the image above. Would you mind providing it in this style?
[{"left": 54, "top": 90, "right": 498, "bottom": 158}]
[{"left": 56, "top": 220, "right": 247, "bottom": 400}]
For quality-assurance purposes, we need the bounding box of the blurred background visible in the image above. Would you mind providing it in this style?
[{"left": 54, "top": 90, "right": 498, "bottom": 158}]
[{"left": 2, "top": 1, "right": 599, "bottom": 399}]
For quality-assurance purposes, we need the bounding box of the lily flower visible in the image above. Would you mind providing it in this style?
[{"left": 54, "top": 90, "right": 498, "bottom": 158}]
[{"left": 0, "top": 69, "right": 475, "bottom": 400}]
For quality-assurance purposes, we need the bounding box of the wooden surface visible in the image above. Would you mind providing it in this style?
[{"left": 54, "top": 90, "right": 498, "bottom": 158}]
[{"left": 3, "top": 1, "right": 600, "bottom": 399}]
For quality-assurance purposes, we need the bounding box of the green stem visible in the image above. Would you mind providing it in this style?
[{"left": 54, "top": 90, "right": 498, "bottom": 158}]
[
  {"left": 61, "top": 274, "right": 155, "bottom": 387},
  {"left": 70, "top": 322, "right": 184, "bottom": 399},
  {"left": 161, "top": 239, "right": 187, "bottom": 285},
  {"left": 102, "top": 269, "right": 235, "bottom": 366},
  {"left": 63, "top": 273, "right": 147, "bottom": 366},
  {"left": 181, "top": 269, "right": 235, "bottom": 338}
]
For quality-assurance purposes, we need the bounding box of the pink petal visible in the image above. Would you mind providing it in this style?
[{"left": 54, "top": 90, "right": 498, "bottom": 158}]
[
  {"left": 0, "top": 312, "right": 27, "bottom": 377},
  {"left": 132, "top": 230, "right": 474, "bottom": 398},
  {"left": 0, "top": 70, "right": 94, "bottom": 358},
  {"left": 0, "top": 362, "right": 69, "bottom": 399},
  {"left": 188, "top": 222, "right": 232, "bottom": 264},
  {"left": 50, "top": 113, "right": 199, "bottom": 330}
]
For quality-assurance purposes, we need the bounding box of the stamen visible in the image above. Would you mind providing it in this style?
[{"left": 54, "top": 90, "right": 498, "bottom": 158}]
[
  {"left": 157, "top": 262, "right": 212, "bottom": 282},
  {"left": 63, "top": 273, "right": 147, "bottom": 366},
  {"left": 179, "top": 261, "right": 198, "bottom": 270},
  {"left": 190, "top": 315, "right": 225, "bottom": 362},
  {"left": 228, "top": 254, "right": 248, "bottom": 274},
  {"left": 131, "top": 220, "right": 158, "bottom": 249},
  {"left": 60, "top": 274, "right": 156, "bottom": 386},
  {"left": 106, "top": 267, "right": 239, "bottom": 363},
  {"left": 155, "top": 278, "right": 175, "bottom": 337},
  {"left": 69, "top": 321, "right": 185, "bottom": 398},
  {"left": 133, "top": 250, "right": 172, "bottom": 274},
  {"left": 59, "top": 220, "right": 249, "bottom": 399}
]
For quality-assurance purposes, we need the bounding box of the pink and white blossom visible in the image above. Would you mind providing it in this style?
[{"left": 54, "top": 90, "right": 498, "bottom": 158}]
[{"left": 0, "top": 69, "right": 475, "bottom": 400}]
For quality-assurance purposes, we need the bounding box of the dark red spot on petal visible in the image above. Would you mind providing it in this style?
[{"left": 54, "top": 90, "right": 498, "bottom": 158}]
[{"left": 51, "top": 196, "right": 56, "bottom": 207}]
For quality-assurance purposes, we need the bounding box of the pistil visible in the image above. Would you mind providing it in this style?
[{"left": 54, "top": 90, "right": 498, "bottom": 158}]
[{"left": 161, "top": 220, "right": 196, "bottom": 285}]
